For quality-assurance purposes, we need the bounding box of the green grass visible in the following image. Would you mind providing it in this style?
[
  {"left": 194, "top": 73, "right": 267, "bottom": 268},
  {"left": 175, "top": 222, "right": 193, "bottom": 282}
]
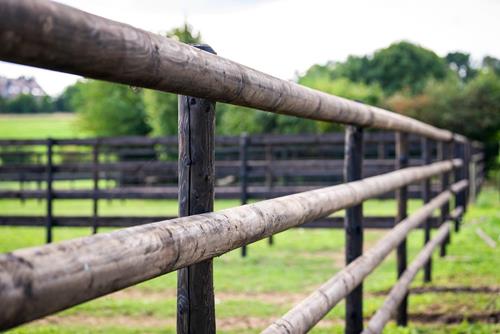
[
  {"left": 2, "top": 187, "right": 499, "bottom": 333},
  {"left": 0, "top": 113, "right": 82, "bottom": 139}
]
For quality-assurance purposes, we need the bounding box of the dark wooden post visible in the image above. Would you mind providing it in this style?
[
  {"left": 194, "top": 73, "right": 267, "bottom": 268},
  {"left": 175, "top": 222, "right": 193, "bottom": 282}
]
[
  {"left": 454, "top": 140, "right": 465, "bottom": 232},
  {"left": 45, "top": 138, "right": 54, "bottom": 244},
  {"left": 92, "top": 140, "right": 100, "bottom": 234},
  {"left": 344, "top": 125, "right": 364, "bottom": 334},
  {"left": 421, "top": 137, "right": 432, "bottom": 282},
  {"left": 265, "top": 144, "right": 274, "bottom": 246},
  {"left": 177, "top": 44, "right": 216, "bottom": 334},
  {"left": 464, "top": 140, "right": 471, "bottom": 211},
  {"left": 240, "top": 133, "right": 249, "bottom": 257},
  {"left": 395, "top": 132, "right": 408, "bottom": 326},
  {"left": 439, "top": 141, "right": 451, "bottom": 257}
]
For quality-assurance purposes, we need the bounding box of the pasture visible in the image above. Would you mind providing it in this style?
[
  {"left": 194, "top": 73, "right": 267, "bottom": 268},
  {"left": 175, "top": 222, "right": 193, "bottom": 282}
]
[
  {"left": 0, "top": 113, "right": 80, "bottom": 139},
  {"left": 1, "top": 187, "right": 498, "bottom": 333}
]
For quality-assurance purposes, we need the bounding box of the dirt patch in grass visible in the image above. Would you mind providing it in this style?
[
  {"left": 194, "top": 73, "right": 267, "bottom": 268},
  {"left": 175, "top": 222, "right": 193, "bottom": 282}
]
[
  {"left": 409, "top": 311, "right": 500, "bottom": 324},
  {"left": 372, "top": 285, "right": 500, "bottom": 296},
  {"left": 110, "top": 287, "right": 311, "bottom": 306}
]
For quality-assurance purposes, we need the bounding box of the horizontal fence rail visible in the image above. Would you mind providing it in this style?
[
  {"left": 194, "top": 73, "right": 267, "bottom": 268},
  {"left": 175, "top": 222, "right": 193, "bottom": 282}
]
[
  {"left": 0, "top": 0, "right": 457, "bottom": 141},
  {"left": 262, "top": 181, "right": 467, "bottom": 333},
  {"left": 0, "top": 161, "right": 461, "bottom": 330},
  {"left": 362, "top": 222, "right": 452, "bottom": 334}
]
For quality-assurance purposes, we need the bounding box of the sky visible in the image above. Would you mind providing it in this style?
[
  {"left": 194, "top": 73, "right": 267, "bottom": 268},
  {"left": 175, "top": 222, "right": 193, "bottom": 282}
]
[{"left": 1, "top": 0, "right": 500, "bottom": 96}]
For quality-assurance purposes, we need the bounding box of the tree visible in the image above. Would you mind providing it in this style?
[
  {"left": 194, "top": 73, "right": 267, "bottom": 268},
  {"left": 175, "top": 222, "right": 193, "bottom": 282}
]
[
  {"left": 445, "top": 52, "right": 477, "bottom": 81},
  {"left": 143, "top": 22, "right": 202, "bottom": 136},
  {"left": 386, "top": 72, "right": 500, "bottom": 169},
  {"left": 54, "top": 83, "right": 81, "bottom": 112},
  {"left": 74, "top": 80, "right": 150, "bottom": 136}
]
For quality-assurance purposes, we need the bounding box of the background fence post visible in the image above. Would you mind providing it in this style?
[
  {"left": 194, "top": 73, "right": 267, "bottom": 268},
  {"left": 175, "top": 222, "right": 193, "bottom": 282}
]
[
  {"left": 464, "top": 140, "right": 471, "bottom": 209},
  {"left": 45, "top": 138, "right": 53, "bottom": 244},
  {"left": 454, "top": 139, "right": 465, "bottom": 231},
  {"left": 177, "top": 44, "right": 217, "bottom": 334},
  {"left": 92, "top": 140, "right": 100, "bottom": 234},
  {"left": 439, "top": 141, "right": 451, "bottom": 257},
  {"left": 240, "top": 133, "right": 249, "bottom": 257},
  {"left": 395, "top": 132, "right": 408, "bottom": 326},
  {"left": 421, "top": 137, "right": 432, "bottom": 282},
  {"left": 344, "top": 125, "right": 364, "bottom": 334},
  {"left": 265, "top": 144, "right": 274, "bottom": 246}
]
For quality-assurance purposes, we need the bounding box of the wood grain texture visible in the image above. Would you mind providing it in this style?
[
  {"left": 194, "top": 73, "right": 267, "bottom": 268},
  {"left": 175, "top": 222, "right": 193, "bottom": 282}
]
[
  {"left": 395, "top": 132, "right": 408, "bottom": 326},
  {"left": 344, "top": 125, "right": 364, "bottom": 334},
  {"left": 0, "top": 161, "right": 462, "bottom": 330},
  {"left": 420, "top": 138, "right": 432, "bottom": 282},
  {"left": 0, "top": 0, "right": 454, "bottom": 141},
  {"left": 362, "top": 223, "right": 451, "bottom": 334},
  {"left": 177, "top": 44, "right": 217, "bottom": 334},
  {"left": 262, "top": 180, "right": 467, "bottom": 334}
]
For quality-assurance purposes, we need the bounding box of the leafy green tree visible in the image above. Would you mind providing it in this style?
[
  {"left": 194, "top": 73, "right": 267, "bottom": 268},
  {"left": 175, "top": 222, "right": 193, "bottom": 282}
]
[
  {"left": 54, "top": 83, "right": 81, "bottom": 112},
  {"left": 386, "top": 72, "right": 500, "bottom": 169},
  {"left": 482, "top": 56, "right": 500, "bottom": 76},
  {"left": 143, "top": 23, "right": 202, "bottom": 136},
  {"left": 5, "top": 94, "right": 39, "bottom": 113},
  {"left": 445, "top": 52, "right": 477, "bottom": 81},
  {"left": 74, "top": 80, "right": 150, "bottom": 136}
]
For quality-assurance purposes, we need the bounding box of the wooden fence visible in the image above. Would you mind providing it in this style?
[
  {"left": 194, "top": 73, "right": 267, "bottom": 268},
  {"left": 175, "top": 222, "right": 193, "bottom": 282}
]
[
  {"left": 1, "top": 133, "right": 485, "bottom": 244},
  {"left": 0, "top": 0, "right": 486, "bottom": 333}
]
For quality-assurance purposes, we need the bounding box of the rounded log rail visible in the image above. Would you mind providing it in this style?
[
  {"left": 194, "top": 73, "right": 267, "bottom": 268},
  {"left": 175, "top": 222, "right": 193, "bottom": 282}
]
[
  {"left": 262, "top": 180, "right": 468, "bottom": 334},
  {"left": 362, "top": 222, "right": 451, "bottom": 334},
  {"left": 0, "top": 0, "right": 455, "bottom": 141},
  {"left": 0, "top": 160, "right": 461, "bottom": 330}
]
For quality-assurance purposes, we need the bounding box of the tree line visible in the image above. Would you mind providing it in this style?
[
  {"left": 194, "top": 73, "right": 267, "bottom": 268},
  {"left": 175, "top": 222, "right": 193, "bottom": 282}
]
[{"left": 2, "top": 24, "right": 498, "bottom": 168}]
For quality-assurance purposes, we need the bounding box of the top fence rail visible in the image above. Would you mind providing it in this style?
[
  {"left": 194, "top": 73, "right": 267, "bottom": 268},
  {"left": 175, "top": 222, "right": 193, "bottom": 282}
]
[{"left": 0, "top": 0, "right": 461, "bottom": 142}]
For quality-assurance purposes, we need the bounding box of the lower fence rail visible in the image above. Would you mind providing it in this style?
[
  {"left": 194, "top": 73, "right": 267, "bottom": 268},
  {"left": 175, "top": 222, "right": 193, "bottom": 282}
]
[
  {"left": 262, "top": 180, "right": 467, "bottom": 334},
  {"left": 363, "top": 221, "right": 451, "bottom": 334}
]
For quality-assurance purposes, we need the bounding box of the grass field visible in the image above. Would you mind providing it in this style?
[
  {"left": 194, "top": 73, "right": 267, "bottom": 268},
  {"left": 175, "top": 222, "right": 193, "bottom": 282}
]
[
  {"left": 0, "top": 113, "right": 82, "bottom": 139},
  {"left": 0, "top": 187, "right": 498, "bottom": 333}
]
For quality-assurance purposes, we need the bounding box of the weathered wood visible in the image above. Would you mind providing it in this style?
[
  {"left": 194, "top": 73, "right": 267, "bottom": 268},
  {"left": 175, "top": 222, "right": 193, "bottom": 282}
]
[
  {"left": 344, "top": 125, "right": 364, "bottom": 334},
  {"left": 395, "top": 132, "right": 408, "bottom": 326},
  {"left": 45, "top": 139, "right": 53, "bottom": 243},
  {"left": 240, "top": 133, "right": 249, "bottom": 257},
  {"left": 421, "top": 138, "right": 432, "bottom": 282},
  {"left": 92, "top": 141, "right": 99, "bottom": 234},
  {"left": 177, "top": 44, "right": 217, "bottom": 334},
  {"left": 0, "top": 161, "right": 462, "bottom": 330},
  {"left": 0, "top": 0, "right": 453, "bottom": 141},
  {"left": 439, "top": 141, "right": 451, "bottom": 257},
  {"left": 262, "top": 181, "right": 467, "bottom": 334},
  {"left": 454, "top": 140, "right": 465, "bottom": 232},
  {"left": 0, "top": 215, "right": 443, "bottom": 229},
  {"left": 362, "top": 222, "right": 451, "bottom": 334}
]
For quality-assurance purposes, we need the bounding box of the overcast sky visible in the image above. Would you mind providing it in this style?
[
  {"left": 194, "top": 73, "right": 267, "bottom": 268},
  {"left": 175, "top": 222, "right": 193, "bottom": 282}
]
[{"left": 1, "top": 0, "right": 499, "bottom": 96}]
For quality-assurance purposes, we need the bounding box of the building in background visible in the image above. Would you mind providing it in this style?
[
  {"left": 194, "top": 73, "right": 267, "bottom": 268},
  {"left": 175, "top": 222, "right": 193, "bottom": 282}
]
[{"left": 0, "top": 75, "right": 46, "bottom": 99}]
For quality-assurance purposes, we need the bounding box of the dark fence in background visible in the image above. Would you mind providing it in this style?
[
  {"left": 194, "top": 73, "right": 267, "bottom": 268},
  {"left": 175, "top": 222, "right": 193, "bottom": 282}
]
[
  {"left": 0, "top": 1, "right": 487, "bottom": 333},
  {"left": 0, "top": 133, "right": 485, "bottom": 237}
]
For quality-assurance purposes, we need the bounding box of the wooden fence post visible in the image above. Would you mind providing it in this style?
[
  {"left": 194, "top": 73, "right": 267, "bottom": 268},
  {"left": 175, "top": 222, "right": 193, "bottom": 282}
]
[
  {"left": 45, "top": 138, "right": 54, "bottom": 244},
  {"left": 439, "top": 141, "right": 451, "bottom": 257},
  {"left": 464, "top": 140, "right": 471, "bottom": 210},
  {"left": 344, "top": 125, "right": 364, "bottom": 334},
  {"left": 421, "top": 137, "right": 432, "bottom": 282},
  {"left": 92, "top": 140, "right": 100, "bottom": 234},
  {"left": 453, "top": 140, "right": 465, "bottom": 232},
  {"left": 265, "top": 144, "right": 274, "bottom": 246},
  {"left": 395, "top": 132, "right": 408, "bottom": 326},
  {"left": 177, "top": 44, "right": 217, "bottom": 334},
  {"left": 240, "top": 133, "right": 249, "bottom": 257}
]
